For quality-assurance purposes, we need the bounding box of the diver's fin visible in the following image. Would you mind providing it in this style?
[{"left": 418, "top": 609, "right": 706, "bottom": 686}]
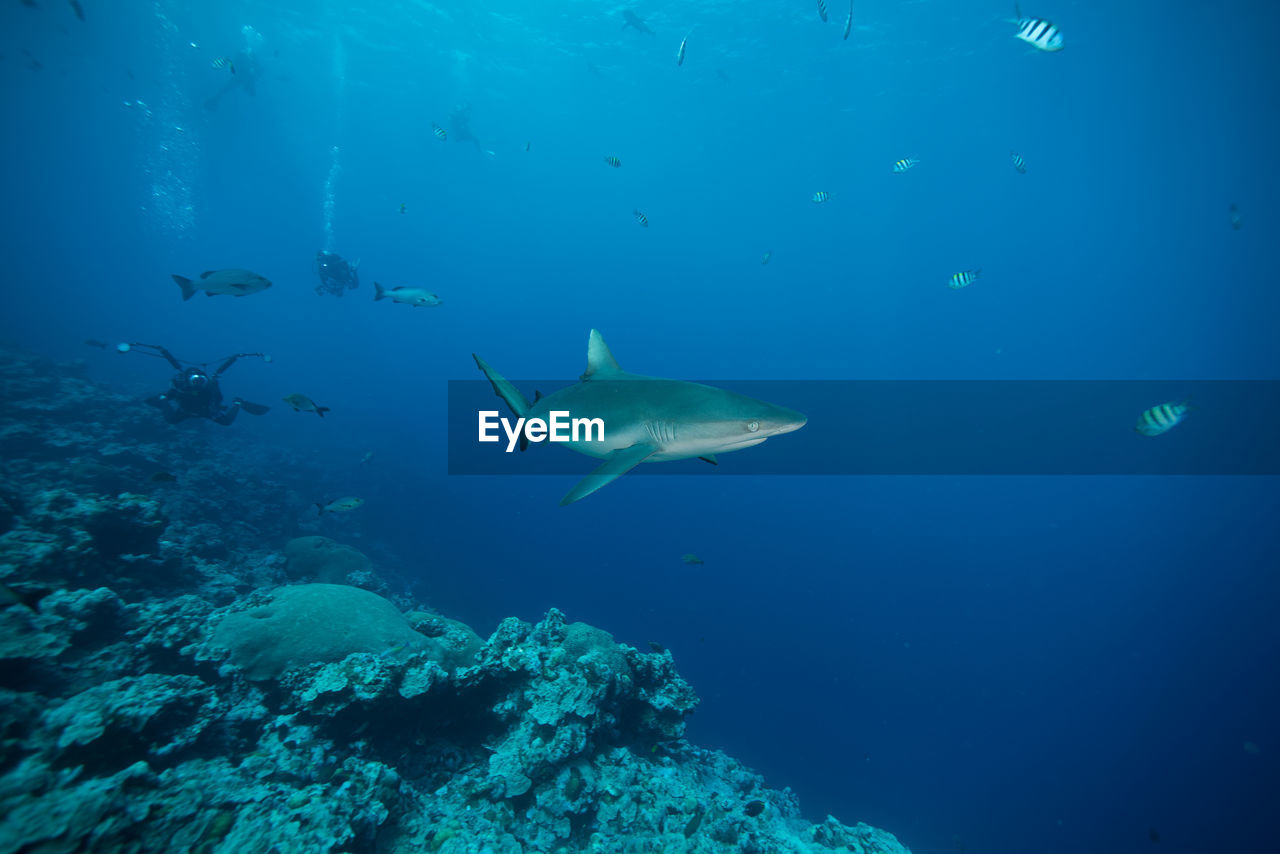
[
  {"left": 560, "top": 443, "right": 657, "bottom": 505},
  {"left": 582, "top": 329, "right": 621, "bottom": 380},
  {"left": 473, "top": 354, "right": 531, "bottom": 418},
  {"left": 172, "top": 275, "right": 197, "bottom": 301},
  {"left": 237, "top": 400, "right": 271, "bottom": 416},
  {"left": 699, "top": 455, "right": 718, "bottom": 465}
]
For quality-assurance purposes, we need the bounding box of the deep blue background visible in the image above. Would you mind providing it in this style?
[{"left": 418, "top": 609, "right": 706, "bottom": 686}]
[{"left": 2, "top": 2, "right": 1277, "bottom": 853}]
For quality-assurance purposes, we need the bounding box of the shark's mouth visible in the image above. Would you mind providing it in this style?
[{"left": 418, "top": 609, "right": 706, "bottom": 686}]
[{"left": 717, "top": 436, "right": 769, "bottom": 451}]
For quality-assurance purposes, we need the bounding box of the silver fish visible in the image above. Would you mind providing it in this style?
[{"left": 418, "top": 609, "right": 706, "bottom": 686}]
[
  {"left": 374, "top": 281, "right": 441, "bottom": 307},
  {"left": 171, "top": 269, "right": 271, "bottom": 301},
  {"left": 317, "top": 496, "right": 364, "bottom": 514},
  {"left": 282, "top": 393, "right": 330, "bottom": 417}
]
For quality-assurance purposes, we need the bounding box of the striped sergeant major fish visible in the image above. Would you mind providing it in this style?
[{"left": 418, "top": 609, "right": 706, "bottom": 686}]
[
  {"left": 1010, "top": 151, "right": 1027, "bottom": 173},
  {"left": 817, "top": 0, "right": 828, "bottom": 23},
  {"left": 811, "top": 191, "right": 831, "bottom": 203},
  {"left": 604, "top": 155, "right": 622, "bottom": 168},
  {"left": 1013, "top": 4, "right": 1064, "bottom": 52},
  {"left": 843, "top": 0, "right": 853, "bottom": 40},
  {"left": 892, "top": 158, "right": 920, "bottom": 173},
  {"left": 948, "top": 269, "right": 980, "bottom": 289},
  {"left": 1135, "top": 401, "right": 1189, "bottom": 437},
  {"left": 633, "top": 209, "right": 649, "bottom": 227},
  {"left": 431, "top": 124, "right": 447, "bottom": 141}
]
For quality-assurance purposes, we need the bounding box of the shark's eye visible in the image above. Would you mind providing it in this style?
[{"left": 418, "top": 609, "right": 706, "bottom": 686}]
[{"left": 746, "top": 421, "right": 759, "bottom": 432}]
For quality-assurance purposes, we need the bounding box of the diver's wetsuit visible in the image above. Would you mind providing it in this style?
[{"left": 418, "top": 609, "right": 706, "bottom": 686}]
[
  {"left": 144, "top": 349, "right": 244, "bottom": 426},
  {"left": 315, "top": 250, "right": 359, "bottom": 297}
]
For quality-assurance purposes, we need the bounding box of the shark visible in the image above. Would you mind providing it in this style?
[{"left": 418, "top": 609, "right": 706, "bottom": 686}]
[
  {"left": 473, "top": 330, "right": 807, "bottom": 505},
  {"left": 621, "top": 10, "right": 655, "bottom": 36}
]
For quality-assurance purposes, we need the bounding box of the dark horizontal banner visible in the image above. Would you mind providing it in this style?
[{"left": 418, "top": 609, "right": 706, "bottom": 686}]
[{"left": 447, "top": 380, "right": 1280, "bottom": 476}]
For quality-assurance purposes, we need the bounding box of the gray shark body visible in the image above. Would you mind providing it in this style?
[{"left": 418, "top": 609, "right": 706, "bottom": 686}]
[{"left": 473, "top": 330, "right": 806, "bottom": 504}]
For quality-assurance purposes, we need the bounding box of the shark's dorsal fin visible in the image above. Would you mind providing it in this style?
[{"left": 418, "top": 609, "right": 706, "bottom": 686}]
[{"left": 582, "top": 329, "right": 621, "bottom": 380}]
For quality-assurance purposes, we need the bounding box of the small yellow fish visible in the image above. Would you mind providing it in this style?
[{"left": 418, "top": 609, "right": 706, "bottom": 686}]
[
  {"left": 892, "top": 158, "right": 920, "bottom": 173},
  {"left": 761, "top": 251, "right": 772, "bottom": 265},
  {"left": 211, "top": 56, "right": 236, "bottom": 74},
  {"left": 681, "top": 553, "right": 705, "bottom": 565},
  {"left": 1010, "top": 151, "right": 1027, "bottom": 174},
  {"left": 399, "top": 202, "right": 407, "bottom": 214},
  {"left": 1135, "top": 401, "right": 1189, "bottom": 437},
  {"left": 317, "top": 496, "right": 364, "bottom": 514},
  {"left": 431, "top": 124, "right": 447, "bottom": 141},
  {"left": 811, "top": 191, "right": 831, "bottom": 204},
  {"left": 949, "top": 270, "right": 980, "bottom": 289},
  {"left": 633, "top": 209, "right": 649, "bottom": 227},
  {"left": 604, "top": 155, "right": 622, "bottom": 168}
]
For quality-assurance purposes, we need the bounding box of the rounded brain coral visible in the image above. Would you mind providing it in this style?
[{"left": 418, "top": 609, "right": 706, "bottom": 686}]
[{"left": 211, "top": 583, "right": 431, "bottom": 680}]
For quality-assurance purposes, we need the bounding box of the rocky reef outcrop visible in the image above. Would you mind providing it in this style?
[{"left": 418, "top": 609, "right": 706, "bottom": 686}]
[{"left": 0, "top": 345, "right": 914, "bottom": 853}]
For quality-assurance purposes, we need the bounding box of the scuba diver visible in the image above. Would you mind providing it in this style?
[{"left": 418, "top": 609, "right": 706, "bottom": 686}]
[
  {"left": 449, "top": 103, "right": 490, "bottom": 154},
  {"left": 315, "top": 250, "right": 360, "bottom": 297},
  {"left": 120, "top": 343, "right": 271, "bottom": 426}
]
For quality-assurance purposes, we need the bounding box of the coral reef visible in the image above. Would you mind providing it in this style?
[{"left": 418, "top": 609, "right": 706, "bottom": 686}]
[{"left": 0, "top": 345, "right": 914, "bottom": 853}]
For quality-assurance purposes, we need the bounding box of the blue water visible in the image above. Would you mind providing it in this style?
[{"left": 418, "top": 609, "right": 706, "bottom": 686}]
[{"left": 2, "top": 1, "right": 1277, "bottom": 852}]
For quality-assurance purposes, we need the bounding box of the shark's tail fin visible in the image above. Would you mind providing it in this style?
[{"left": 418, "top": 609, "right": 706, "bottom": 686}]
[{"left": 473, "top": 354, "right": 531, "bottom": 418}]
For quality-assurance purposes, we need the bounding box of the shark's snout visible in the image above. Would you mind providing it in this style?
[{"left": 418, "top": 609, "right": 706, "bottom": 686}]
[{"left": 767, "top": 407, "right": 807, "bottom": 436}]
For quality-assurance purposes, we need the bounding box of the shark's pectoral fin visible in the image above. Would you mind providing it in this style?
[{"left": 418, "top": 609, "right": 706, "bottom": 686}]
[
  {"left": 561, "top": 443, "right": 657, "bottom": 505},
  {"left": 699, "top": 455, "right": 718, "bottom": 465}
]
